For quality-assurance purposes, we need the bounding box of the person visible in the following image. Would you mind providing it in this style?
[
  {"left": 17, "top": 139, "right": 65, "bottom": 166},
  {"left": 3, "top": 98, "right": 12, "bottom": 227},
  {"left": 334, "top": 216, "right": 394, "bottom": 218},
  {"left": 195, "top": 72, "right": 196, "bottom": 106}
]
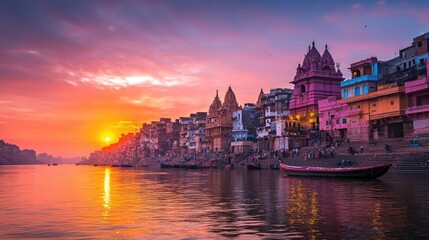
[
  {"left": 385, "top": 144, "right": 391, "bottom": 153},
  {"left": 360, "top": 146, "right": 364, "bottom": 154}
]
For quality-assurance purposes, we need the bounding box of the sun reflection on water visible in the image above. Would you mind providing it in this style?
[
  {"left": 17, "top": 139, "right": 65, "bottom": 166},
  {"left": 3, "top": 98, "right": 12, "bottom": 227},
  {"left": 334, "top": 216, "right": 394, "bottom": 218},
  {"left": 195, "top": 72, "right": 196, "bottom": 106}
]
[{"left": 103, "top": 168, "right": 111, "bottom": 210}]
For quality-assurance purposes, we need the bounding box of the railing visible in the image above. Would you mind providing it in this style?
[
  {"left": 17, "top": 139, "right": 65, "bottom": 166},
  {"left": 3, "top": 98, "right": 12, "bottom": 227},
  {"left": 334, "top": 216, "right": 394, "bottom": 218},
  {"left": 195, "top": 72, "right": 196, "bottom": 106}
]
[
  {"left": 406, "top": 104, "right": 429, "bottom": 114},
  {"left": 369, "top": 109, "right": 406, "bottom": 120}
]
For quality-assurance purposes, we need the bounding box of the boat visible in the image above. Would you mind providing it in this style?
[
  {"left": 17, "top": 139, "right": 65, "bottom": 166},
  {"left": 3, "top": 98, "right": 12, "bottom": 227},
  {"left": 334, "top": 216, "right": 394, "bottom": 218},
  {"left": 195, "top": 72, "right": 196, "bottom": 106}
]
[
  {"left": 247, "top": 163, "right": 261, "bottom": 170},
  {"left": 160, "top": 162, "right": 209, "bottom": 169},
  {"left": 279, "top": 163, "right": 392, "bottom": 179},
  {"left": 270, "top": 163, "right": 279, "bottom": 170},
  {"left": 225, "top": 164, "right": 234, "bottom": 169},
  {"left": 52, "top": 163, "right": 58, "bottom": 166},
  {"left": 120, "top": 164, "right": 133, "bottom": 168}
]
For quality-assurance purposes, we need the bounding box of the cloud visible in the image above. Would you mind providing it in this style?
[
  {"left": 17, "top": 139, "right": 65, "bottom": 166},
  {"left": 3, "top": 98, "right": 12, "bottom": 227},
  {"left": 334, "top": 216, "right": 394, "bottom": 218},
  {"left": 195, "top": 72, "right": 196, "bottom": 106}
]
[{"left": 1, "top": 0, "right": 428, "bottom": 157}]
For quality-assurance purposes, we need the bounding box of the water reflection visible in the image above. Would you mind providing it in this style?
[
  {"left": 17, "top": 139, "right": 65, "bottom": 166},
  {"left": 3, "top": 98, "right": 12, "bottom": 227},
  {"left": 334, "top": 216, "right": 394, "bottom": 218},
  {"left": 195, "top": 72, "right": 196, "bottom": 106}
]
[
  {"left": 103, "top": 168, "right": 110, "bottom": 219},
  {"left": 0, "top": 166, "right": 429, "bottom": 239}
]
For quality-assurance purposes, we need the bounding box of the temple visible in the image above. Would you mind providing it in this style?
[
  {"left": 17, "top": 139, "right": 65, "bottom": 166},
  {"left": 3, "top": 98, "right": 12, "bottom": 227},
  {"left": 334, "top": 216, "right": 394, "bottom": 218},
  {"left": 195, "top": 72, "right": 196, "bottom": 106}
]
[
  {"left": 204, "top": 86, "right": 241, "bottom": 152},
  {"left": 288, "top": 42, "right": 344, "bottom": 130}
]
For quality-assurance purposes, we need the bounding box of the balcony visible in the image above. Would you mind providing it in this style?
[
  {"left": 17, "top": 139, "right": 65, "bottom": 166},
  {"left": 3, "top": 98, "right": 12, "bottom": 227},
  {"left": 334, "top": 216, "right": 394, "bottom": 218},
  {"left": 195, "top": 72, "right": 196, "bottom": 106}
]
[
  {"left": 341, "top": 75, "right": 378, "bottom": 87},
  {"left": 345, "top": 108, "right": 362, "bottom": 116},
  {"left": 406, "top": 104, "right": 429, "bottom": 115},
  {"left": 369, "top": 109, "right": 406, "bottom": 120},
  {"left": 405, "top": 77, "right": 429, "bottom": 94}
]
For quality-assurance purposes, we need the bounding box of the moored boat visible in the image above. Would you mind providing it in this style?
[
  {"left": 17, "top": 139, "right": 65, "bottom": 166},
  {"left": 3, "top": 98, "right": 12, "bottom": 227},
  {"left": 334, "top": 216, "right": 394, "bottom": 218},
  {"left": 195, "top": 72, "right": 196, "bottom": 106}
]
[
  {"left": 225, "top": 164, "right": 234, "bottom": 170},
  {"left": 120, "top": 164, "right": 133, "bottom": 168},
  {"left": 279, "top": 163, "right": 392, "bottom": 179},
  {"left": 247, "top": 163, "right": 261, "bottom": 170}
]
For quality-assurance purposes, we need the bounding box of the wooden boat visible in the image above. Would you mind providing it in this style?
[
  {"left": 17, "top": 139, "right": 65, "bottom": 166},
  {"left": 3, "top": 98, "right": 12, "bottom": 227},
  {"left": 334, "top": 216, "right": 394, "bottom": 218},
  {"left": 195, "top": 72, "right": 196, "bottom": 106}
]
[
  {"left": 279, "top": 163, "right": 392, "bottom": 179},
  {"left": 225, "top": 164, "right": 234, "bottom": 170},
  {"left": 120, "top": 164, "right": 133, "bottom": 168},
  {"left": 270, "top": 163, "right": 279, "bottom": 170},
  {"left": 160, "top": 162, "right": 210, "bottom": 169},
  {"left": 52, "top": 163, "right": 58, "bottom": 166},
  {"left": 247, "top": 163, "right": 261, "bottom": 170}
]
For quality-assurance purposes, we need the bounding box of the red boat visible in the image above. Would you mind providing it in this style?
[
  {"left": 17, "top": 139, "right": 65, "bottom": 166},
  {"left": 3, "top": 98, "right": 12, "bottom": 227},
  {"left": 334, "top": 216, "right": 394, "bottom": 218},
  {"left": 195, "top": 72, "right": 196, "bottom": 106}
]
[{"left": 279, "top": 163, "right": 392, "bottom": 179}]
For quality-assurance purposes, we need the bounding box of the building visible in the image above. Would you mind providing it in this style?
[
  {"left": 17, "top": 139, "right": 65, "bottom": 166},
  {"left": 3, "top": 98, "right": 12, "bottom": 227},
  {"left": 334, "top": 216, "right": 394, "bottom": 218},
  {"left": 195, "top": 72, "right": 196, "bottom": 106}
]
[
  {"left": 341, "top": 57, "right": 380, "bottom": 99},
  {"left": 179, "top": 112, "right": 207, "bottom": 154},
  {"left": 256, "top": 88, "right": 293, "bottom": 138},
  {"left": 288, "top": 42, "right": 344, "bottom": 131},
  {"left": 405, "top": 59, "right": 429, "bottom": 135},
  {"left": 318, "top": 96, "right": 349, "bottom": 140},
  {"left": 205, "top": 86, "right": 241, "bottom": 152},
  {"left": 231, "top": 104, "right": 259, "bottom": 154}
]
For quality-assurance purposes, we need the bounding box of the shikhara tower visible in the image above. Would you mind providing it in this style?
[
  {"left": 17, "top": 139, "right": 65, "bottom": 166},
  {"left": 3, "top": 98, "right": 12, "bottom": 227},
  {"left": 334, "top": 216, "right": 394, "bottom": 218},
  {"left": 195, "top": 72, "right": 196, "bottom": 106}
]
[
  {"left": 205, "top": 86, "right": 241, "bottom": 152},
  {"left": 288, "top": 42, "right": 344, "bottom": 130}
]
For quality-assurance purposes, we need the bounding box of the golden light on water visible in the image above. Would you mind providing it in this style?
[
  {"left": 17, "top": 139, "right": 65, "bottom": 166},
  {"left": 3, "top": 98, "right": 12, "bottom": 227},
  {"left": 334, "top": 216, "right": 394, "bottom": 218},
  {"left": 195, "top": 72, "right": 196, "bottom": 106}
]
[{"left": 103, "top": 168, "right": 111, "bottom": 209}]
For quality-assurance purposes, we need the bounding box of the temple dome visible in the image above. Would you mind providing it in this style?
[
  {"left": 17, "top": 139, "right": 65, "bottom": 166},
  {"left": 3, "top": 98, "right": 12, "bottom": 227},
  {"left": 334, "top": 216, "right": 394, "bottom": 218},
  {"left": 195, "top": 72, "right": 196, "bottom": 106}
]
[
  {"left": 209, "top": 90, "right": 222, "bottom": 115},
  {"left": 223, "top": 85, "right": 239, "bottom": 109},
  {"left": 302, "top": 41, "right": 321, "bottom": 70}
]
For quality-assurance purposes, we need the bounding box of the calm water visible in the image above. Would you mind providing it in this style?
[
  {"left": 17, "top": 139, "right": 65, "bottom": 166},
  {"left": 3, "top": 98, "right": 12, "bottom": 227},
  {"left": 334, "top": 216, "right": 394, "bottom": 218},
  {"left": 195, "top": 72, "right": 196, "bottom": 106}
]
[{"left": 0, "top": 165, "right": 428, "bottom": 239}]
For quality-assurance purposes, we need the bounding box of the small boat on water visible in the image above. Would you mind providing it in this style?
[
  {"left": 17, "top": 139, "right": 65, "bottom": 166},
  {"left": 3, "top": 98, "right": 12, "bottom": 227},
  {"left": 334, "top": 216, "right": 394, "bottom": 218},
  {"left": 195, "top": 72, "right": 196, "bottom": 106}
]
[
  {"left": 270, "top": 163, "right": 279, "bottom": 170},
  {"left": 160, "top": 162, "right": 209, "bottom": 169},
  {"left": 120, "top": 164, "right": 133, "bottom": 168},
  {"left": 247, "top": 163, "right": 261, "bottom": 170},
  {"left": 52, "top": 163, "right": 58, "bottom": 166},
  {"left": 225, "top": 164, "right": 234, "bottom": 170},
  {"left": 279, "top": 163, "right": 392, "bottom": 179}
]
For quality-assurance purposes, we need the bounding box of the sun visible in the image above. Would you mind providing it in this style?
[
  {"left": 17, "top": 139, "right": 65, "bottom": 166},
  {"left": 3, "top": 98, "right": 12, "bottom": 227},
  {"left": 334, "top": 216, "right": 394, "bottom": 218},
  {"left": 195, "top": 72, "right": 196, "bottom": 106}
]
[{"left": 104, "top": 136, "right": 111, "bottom": 142}]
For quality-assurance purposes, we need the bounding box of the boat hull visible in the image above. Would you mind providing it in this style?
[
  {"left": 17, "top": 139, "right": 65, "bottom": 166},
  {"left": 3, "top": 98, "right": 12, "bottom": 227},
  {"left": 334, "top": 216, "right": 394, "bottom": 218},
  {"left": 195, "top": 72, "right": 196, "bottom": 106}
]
[
  {"left": 280, "top": 163, "right": 392, "bottom": 179},
  {"left": 247, "top": 164, "right": 261, "bottom": 170}
]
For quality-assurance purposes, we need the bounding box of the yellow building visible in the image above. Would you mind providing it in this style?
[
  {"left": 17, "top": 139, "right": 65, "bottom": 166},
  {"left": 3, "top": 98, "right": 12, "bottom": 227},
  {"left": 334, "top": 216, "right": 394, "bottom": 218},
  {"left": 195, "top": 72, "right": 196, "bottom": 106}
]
[{"left": 343, "top": 83, "right": 411, "bottom": 141}]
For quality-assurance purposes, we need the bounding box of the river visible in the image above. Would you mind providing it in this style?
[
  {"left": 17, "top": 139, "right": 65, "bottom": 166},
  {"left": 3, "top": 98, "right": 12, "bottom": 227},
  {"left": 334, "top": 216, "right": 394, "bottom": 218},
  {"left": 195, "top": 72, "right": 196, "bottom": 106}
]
[{"left": 0, "top": 165, "right": 428, "bottom": 239}]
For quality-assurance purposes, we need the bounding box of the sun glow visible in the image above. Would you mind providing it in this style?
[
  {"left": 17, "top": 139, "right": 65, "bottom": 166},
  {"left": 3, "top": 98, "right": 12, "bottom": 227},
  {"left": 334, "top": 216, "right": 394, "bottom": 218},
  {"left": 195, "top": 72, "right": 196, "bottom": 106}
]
[{"left": 104, "top": 136, "right": 111, "bottom": 142}]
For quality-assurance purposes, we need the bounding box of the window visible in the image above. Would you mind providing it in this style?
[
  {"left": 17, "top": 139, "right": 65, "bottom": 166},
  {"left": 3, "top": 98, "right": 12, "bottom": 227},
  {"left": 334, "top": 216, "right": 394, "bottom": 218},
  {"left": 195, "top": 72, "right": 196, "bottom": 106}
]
[
  {"left": 300, "top": 85, "right": 306, "bottom": 93},
  {"left": 357, "top": 105, "right": 361, "bottom": 108},
  {"left": 354, "top": 86, "right": 360, "bottom": 96},
  {"left": 363, "top": 85, "right": 368, "bottom": 94},
  {"left": 342, "top": 118, "right": 347, "bottom": 124},
  {"left": 343, "top": 89, "right": 348, "bottom": 99},
  {"left": 418, "top": 41, "right": 423, "bottom": 47},
  {"left": 403, "top": 63, "right": 406, "bottom": 69},
  {"left": 373, "top": 103, "right": 377, "bottom": 107},
  {"left": 326, "top": 121, "right": 330, "bottom": 125},
  {"left": 390, "top": 101, "right": 394, "bottom": 105}
]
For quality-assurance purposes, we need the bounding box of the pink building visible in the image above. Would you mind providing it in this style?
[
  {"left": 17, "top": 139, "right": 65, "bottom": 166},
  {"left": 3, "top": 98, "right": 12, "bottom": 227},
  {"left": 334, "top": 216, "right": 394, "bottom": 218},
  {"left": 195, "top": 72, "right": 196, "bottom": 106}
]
[
  {"left": 405, "top": 59, "right": 429, "bottom": 134},
  {"left": 318, "top": 96, "right": 349, "bottom": 140},
  {"left": 288, "top": 42, "right": 343, "bottom": 130}
]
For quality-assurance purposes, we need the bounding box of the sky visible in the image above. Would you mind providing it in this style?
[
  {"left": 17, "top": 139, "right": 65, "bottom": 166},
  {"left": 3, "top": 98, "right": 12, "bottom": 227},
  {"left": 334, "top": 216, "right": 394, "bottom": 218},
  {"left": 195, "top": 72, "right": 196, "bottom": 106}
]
[{"left": 0, "top": 0, "right": 428, "bottom": 157}]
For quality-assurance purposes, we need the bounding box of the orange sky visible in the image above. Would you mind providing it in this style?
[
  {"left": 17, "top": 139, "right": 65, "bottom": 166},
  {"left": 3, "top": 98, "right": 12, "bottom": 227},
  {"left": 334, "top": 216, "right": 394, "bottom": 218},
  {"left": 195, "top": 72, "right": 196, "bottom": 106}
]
[{"left": 1, "top": 1, "right": 428, "bottom": 157}]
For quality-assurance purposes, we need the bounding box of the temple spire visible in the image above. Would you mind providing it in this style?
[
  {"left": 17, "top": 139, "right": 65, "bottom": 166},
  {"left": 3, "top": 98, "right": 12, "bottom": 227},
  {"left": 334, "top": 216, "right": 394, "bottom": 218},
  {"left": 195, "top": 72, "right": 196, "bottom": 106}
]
[
  {"left": 325, "top": 44, "right": 328, "bottom": 50},
  {"left": 312, "top": 41, "right": 315, "bottom": 48},
  {"left": 216, "top": 89, "right": 218, "bottom": 97}
]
